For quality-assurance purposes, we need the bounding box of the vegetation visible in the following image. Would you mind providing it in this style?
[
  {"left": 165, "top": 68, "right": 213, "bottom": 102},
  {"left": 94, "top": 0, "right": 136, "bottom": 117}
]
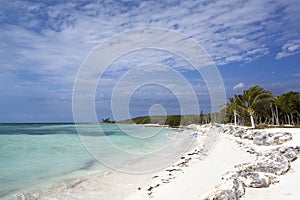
[
  {"left": 223, "top": 86, "right": 300, "bottom": 127},
  {"left": 118, "top": 85, "right": 299, "bottom": 128},
  {"left": 101, "top": 117, "right": 115, "bottom": 124},
  {"left": 234, "top": 86, "right": 274, "bottom": 128},
  {"left": 276, "top": 92, "right": 300, "bottom": 125},
  {"left": 119, "top": 114, "right": 211, "bottom": 127}
]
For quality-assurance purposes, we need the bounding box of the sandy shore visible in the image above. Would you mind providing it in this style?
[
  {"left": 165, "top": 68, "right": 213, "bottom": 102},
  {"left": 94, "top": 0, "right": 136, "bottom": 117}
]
[
  {"left": 125, "top": 126, "right": 300, "bottom": 200},
  {"left": 8, "top": 125, "right": 299, "bottom": 200},
  {"left": 242, "top": 128, "right": 300, "bottom": 200},
  {"left": 126, "top": 125, "right": 254, "bottom": 200}
]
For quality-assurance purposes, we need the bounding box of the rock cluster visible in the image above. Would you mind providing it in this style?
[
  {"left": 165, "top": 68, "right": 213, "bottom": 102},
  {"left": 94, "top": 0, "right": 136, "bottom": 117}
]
[
  {"left": 204, "top": 172, "right": 246, "bottom": 200},
  {"left": 219, "top": 126, "right": 293, "bottom": 146},
  {"left": 204, "top": 127, "right": 299, "bottom": 200}
]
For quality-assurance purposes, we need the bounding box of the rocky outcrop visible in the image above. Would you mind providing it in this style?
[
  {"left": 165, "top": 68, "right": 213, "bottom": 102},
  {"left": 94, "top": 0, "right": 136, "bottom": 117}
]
[
  {"left": 277, "top": 146, "right": 300, "bottom": 162},
  {"left": 204, "top": 172, "right": 245, "bottom": 200},
  {"left": 252, "top": 132, "right": 292, "bottom": 146},
  {"left": 204, "top": 126, "right": 299, "bottom": 200},
  {"left": 238, "top": 171, "right": 277, "bottom": 188},
  {"left": 235, "top": 151, "right": 290, "bottom": 176},
  {"left": 219, "top": 126, "right": 293, "bottom": 146}
]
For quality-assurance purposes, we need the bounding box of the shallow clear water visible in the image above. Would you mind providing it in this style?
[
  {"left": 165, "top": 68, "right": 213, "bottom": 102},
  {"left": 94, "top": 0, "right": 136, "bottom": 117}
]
[{"left": 0, "top": 123, "right": 183, "bottom": 198}]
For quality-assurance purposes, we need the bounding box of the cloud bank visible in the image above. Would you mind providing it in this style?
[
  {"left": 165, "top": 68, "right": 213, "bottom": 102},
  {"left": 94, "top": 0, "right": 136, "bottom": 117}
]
[
  {"left": 1, "top": 0, "right": 300, "bottom": 121},
  {"left": 276, "top": 40, "right": 300, "bottom": 59}
]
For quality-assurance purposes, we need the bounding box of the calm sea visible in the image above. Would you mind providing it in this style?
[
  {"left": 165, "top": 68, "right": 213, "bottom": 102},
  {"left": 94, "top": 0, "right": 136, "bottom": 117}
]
[{"left": 0, "top": 123, "right": 191, "bottom": 199}]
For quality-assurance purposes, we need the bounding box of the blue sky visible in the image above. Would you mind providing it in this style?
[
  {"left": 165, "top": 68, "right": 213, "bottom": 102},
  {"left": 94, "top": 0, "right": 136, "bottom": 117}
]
[{"left": 0, "top": 0, "right": 299, "bottom": 122}]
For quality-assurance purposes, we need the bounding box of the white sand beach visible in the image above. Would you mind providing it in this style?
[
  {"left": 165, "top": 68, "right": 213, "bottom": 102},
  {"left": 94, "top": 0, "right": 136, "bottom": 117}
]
[
  {"left": 126, "top": 134, "right": 255, "bottom": 200},
  {"left": 125, "top": 126, "right": 300, "bottom": 200}
]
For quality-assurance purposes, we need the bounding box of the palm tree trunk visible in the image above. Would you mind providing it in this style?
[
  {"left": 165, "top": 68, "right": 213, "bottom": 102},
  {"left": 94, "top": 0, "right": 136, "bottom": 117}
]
[
  {"left": 275, "top": 105, "right": 279, "bottom": 125},
  {"left": 259, "top": 117, "right": 262, "bottom": 124},
  {"left": 286, "top": 113, "right": 290, "bottom": 125},
  {"left": 234, "top": 111, "right": 237, "bottom": 126},
  {"left": 270, "top": 104, "right": 275, "bottom": 126},
  {"left": 250, "top": 114, "right": 255, "bottom": 128},
  {"left": 291, "top": 113, "right": 294, "bottom": 126},
  {"left": 271, "top": 105, "right": 275, "bottom": 125}
]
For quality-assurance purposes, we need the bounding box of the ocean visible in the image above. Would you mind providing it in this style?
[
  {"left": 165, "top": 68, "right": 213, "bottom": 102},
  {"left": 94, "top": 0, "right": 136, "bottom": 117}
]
[{"left": 0, "top": 123, "right": 194, "bottom": 199}]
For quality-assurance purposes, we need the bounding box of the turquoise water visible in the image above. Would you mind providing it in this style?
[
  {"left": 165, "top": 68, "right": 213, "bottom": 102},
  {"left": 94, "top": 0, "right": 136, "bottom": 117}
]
[{"left": 0, "top": 123, "right": 182, "bottom": 198}]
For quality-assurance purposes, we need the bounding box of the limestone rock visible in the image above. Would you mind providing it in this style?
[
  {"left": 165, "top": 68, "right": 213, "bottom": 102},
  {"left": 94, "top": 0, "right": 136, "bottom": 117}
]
[
  {"left": 238, "top": 171, "right": 277, "bottom": 188},
  {"left": 253, "top": 132, "right": 292, "bottom": 146},
  {"left": 276, "top": 146, "right": 300, "bottom": 162},
  {"left": 239, "top": 151, "right": 290, "bottom": 175},
  {"left": 204, "top": 172, "right": 245, "bottom": 200}
]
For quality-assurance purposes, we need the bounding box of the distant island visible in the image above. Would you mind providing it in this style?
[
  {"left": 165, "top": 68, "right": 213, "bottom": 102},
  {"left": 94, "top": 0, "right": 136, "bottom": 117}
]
[{"left": 100, "top": 117, "right": 116, "bottom": 124}]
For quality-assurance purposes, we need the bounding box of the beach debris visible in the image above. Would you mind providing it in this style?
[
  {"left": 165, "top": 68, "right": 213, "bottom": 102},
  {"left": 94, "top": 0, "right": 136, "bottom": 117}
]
[
  {"left": 165, "top": 168, "right": 182, "bottom": 172},
  {"left": 192, "top": 132, "right": 198, "bottom": 137},
  {"left": 147, "top": 186, "right": 153, "bottom": 191},
  {"left": 187, "top": 149, "right": 201, "bottom": 156},
  {"left": 143, "top": 129, "right": 207, "bottom": 198}
]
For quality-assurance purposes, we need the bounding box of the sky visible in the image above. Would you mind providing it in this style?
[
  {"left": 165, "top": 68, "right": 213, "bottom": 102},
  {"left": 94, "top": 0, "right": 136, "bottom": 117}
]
[{"left": 0, "top": 0, "right": 299, "bottom": 122}]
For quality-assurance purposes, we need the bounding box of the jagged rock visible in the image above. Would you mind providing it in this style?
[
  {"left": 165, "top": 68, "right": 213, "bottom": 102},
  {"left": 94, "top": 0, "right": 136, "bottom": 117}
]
[
  {"left": 253, "top": 132, "right": 292, "bottom": 146},
  {"left": 233, "top": 130, "right": 246, "bottom": 138},
  {"left": 238, "top": 171, "right": 277, "bottom": 188},
  {"left": 204, "top": 173, "right": 245, "bottom": 200},
  {"left": 259, "top": 151, "right": 291, "bottom": 175},
  {"left": 207, "top": 127, "right": 298, "bottom": 200},
  {"left": 277, "top": 146, "right": 300, "bottom": 161},
  {"left": 249, "top": 131, "right": 263, "bottom": 140},
  {"left": 273, "top": 132, "right": 293, "bottom": 144},
  {"left": 236, "top": 151, "right": 290, "bottom": 175},
  {"left": 221, "top": 127, "right": 293, "bottom": 146},
  {"left": 221, "top": 127, "right": 234, "bottom": 135},
  {"left": 241, "top": 131, "right": 255, "bottom": 140}
]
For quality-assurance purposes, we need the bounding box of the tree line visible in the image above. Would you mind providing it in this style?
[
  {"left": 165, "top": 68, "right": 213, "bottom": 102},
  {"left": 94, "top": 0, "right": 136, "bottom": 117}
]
[
  {"left": 119, "top": 114, "right": 212, "bottom": 127},
  {"left": 118, "top": 85, "right": 299, "bottom": 128},
  {"left": 221, "top": 85, "right": 300, "bottom": 127}
]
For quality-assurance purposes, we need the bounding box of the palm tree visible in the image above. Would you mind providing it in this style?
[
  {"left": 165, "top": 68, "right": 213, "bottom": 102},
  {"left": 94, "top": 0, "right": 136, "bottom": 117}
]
[
  {"left": 229, "top": 97, "right": 239, "bottom": 126},
  {"left": 235, "top": 85, "right": 274, "bottom": 128}
]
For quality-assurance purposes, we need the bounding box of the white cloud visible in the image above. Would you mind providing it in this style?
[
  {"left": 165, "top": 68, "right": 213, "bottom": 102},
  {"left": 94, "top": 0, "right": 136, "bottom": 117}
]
[
  {"left": 1, "top": 0, "right": 300, "bottom": 121},
  {"left": 276, "top": 40, "right": 300, "bottom": 59},
  {"left": 1, "top": 0, "right": 300, "bottom": 75},
  {"left": 233, "top": 82, "right": 245, "bottom": 90}
]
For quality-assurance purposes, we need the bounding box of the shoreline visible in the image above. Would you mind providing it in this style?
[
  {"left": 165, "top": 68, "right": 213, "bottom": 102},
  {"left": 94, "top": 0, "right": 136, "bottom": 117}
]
[
  {"left": 125, "top": 124, "right": 255, "bottom": 199},
  {"left": 4, "top": 125, "right": 300, "bottom": 200},
  {"left": 125, "top": 125, "right": 300, "bottom": 200}
]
